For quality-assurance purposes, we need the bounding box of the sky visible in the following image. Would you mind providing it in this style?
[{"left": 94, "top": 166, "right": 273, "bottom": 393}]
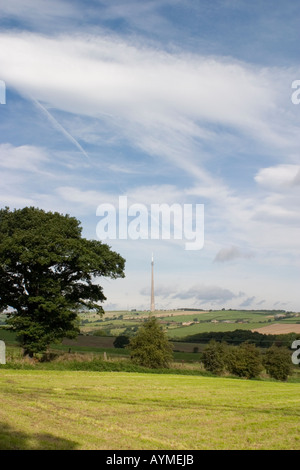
[{"left": 0, "top": 0, "right": 300, "bottom": 312}]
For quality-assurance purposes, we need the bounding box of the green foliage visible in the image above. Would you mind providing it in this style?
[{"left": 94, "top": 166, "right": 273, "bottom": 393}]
[
  {"left": 1, "top": 356, "right": 209, "bottom": 375},
  {"left": 129, "top": 316, "right": 173, "bottom": 368},
  {"left": 93, "top": 330, "right": 108, "bottom": 337},
  {"left": 225, "top": 343, "right": 263, "bottom": 379},
  {"left": 263, "top": 345, "right": 293, "bottom": 381},
  {"left": 184, "top": 329, "right": 299, "bottom": 348},
  {"left": 201, "top": 341, "right": 263, "bottom": 379},
  {"left": 202, "top": 340, "right": 227, "bottom": 376},
  {"left": 122, "top": 325, "right": 139, "bottom": 337},
  {"left": 185, "top": 329, "right": 268, "bottom": 346},
  {"left": 113, "top": 335, "right": 130, "bottom": 348},
  {"left": 0, "top": 207, "right": 125, "bottom": 356}
]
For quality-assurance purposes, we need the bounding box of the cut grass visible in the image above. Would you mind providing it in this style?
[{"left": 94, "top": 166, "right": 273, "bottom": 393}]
[{"left": 0, "top": 369, "right": 299, "bottom": 450}]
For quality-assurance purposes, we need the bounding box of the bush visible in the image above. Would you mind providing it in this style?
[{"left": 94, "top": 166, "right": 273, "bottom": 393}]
[
  {"left": 202, "top": 340, "right": 227, "bottom": 375},
  {"left": 225, "top": 343, "right": 263, "bottom": 379},
  {"left": 263, "top": 345, "right": 292, "bottom": 381},
  {"left": 113, "top": 335, "right": 130, "bottom": 349},
  {"left": 129, "top": 317, "right": 173, "bottom": 369},
  {"left": 93, "top": 330, "right": 108, "bottom": 337}
]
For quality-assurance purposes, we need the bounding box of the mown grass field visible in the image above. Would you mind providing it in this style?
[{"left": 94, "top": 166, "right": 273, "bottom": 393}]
[{"left": 0, "top": 369, "right": 299, "bottom": 450}]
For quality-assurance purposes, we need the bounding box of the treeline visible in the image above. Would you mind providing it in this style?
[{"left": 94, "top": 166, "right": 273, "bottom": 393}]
[
  {"left": 177, "top": 308, "right": 206, "bottom": 311},
  {"left": 182, "top": 329, "right": 300, "bottom": 348},
  {"left": 201, "top": 341, "right": 294, "bottom": 381}
]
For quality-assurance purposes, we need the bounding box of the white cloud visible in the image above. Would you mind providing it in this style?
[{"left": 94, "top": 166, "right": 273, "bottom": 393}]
[
  {"left": 0, "top": 143, "right": 48, "bottom": 171},
  {"left": 56, "top": 186, "right": 117, "bottom": 211},
  {"left": 140, "top": 281, "right": 245, "bottom": 306},
  {"left": 255, "top": 164, "right": 300, "bottom": 189},
  {"left": 56, "top": 184, "right": 186, "bottom": 208},
  {"left": 172, "top": 284, "right": 245, "bottom": 304},
  {"left": 0, "top": 32, "right": 298, "bottom": 166},
  {"left": 1, "top": 32, "right": 298, "bottom": 237}
]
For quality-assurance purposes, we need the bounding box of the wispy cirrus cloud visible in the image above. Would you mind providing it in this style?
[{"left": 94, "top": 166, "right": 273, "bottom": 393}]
[
  {"left": 0, "top": 29, "right": 298, "bottom": 238},
  {"left": 0, "top": 32, "right": 297, "bottom": 161},
  {"left": 0, "top": 143, "right": 48, "bottom": 171}
]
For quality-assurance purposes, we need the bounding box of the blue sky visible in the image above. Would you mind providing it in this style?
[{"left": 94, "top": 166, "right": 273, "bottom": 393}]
[{"left": 0, "top": 0, "right": 300, "bottom": 311}]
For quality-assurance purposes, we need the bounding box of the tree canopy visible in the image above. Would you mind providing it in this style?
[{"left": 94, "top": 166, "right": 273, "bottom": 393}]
[
  {"left": 202, "top": 340, "right": 227, "bottom": 376},
  {"left": 129, "top": 316, "right": 173, "bottom": 368},
  {"left": 263, "top": 345, "right": 293, "bottom": 381},
  {"left": 0, "top": 206, "right": 125, "bottom": 356}
]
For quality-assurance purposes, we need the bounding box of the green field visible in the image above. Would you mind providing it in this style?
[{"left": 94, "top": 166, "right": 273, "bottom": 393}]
[
  {"left": 166, "top": 321, "right": 267, "bottom": 338},
  {"left": 0, "top": 369, "right": 299, "bottom": 450}
]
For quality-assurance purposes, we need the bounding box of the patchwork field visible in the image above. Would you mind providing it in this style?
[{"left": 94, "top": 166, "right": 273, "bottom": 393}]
[
  {"left": 0, "top": 369, "right": 299, "bottom": 450},
  {"left": 252, "top": 324, "right": 300, "bottom": 335},
  {"left": 76, "top": 309, "right": 300, "bottom": 339}
]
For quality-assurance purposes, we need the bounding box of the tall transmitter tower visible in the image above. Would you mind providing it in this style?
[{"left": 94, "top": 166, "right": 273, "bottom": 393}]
[{"left": 150, "top": 253, "right": 155, "bottom": 313}]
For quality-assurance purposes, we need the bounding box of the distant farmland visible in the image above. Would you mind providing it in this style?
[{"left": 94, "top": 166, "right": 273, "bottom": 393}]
[
  {"left": 252, "top": 323, "right": 300, "bottom": 335},
  {"left": 78, "top": 309, "right": 300, "bottom": 340},
  {"left": 2, "top": 308, "right": 300, "bottom": 347}
]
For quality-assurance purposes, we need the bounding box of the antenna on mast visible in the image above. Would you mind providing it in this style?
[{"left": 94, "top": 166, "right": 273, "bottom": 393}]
[{"left": 150, "top": 253, "right": 155, "bottom": 313}]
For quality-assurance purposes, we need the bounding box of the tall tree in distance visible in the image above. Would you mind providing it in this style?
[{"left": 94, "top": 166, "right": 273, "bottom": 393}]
[{"left": 0, "top": 206, "right": 125, "bottom": 356}]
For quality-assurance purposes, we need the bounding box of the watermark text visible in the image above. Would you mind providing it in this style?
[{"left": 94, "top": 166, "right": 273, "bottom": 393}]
[
  {"left": 291, "top": 340, "right": 300, "bottom": 365},
  {"left": 96, "top": 196, "right": 204, "bottom": 250},
  {"left": 106, "top": 453, "right": 194, "bottom": 467},
  {"left": 291, "top": 80, "right": 300, "bottom": 105}
]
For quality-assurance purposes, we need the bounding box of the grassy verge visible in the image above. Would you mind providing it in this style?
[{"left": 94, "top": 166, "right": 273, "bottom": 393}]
[{"left": 1, "top": 352, "right": 212, "bottom": 376}]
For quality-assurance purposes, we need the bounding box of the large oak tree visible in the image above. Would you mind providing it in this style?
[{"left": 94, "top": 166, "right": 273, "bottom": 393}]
[{"left": 0, "top": 207, "right": 125, "bottom": 356}]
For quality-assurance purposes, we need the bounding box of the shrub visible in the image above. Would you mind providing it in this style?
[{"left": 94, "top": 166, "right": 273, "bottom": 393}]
[
  {"left": 93, "top": 330, "right": 108, "bottom": 337},
  {"left": 225, "top": 343, "right": 263, "bottom": 379},
  {"left": 263, "top": 345, "right": 292, "bottom": 381},
  {"left": 113, "top": 335, "right": 130, "bottom": 349},
  {"left": 202, "top": 340, "right": 227, "bottom": 375},
  {"left": 129, "top": 316, "right": 173, "bottom": 369}
]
